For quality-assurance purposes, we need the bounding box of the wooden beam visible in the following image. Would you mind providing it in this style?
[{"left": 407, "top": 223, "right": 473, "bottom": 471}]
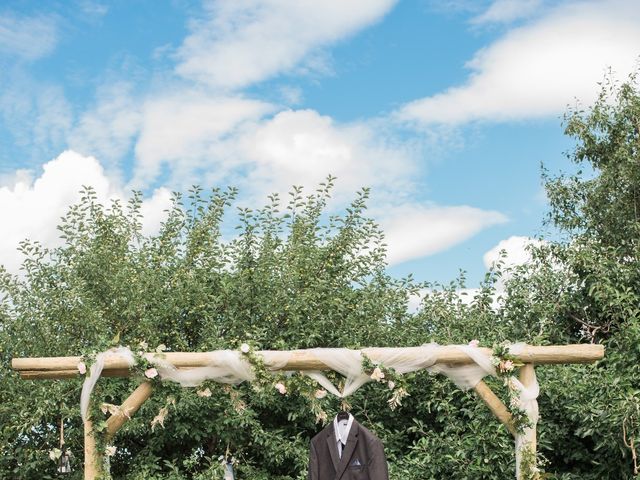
[
  {"left": 18, "top": 368, "right": 131, "bottom": 380},
  {"left": 473, "top": 380, "right": 517, "bottom": 437},
  {"left": 105, "top": 381, "right": 153, "bottom": 440},
  {"left": 84, "top": 418, "right": 100, "bottom": 480},
  {"left": 11, "top": 344, "right": 604, "bottom": 380}
]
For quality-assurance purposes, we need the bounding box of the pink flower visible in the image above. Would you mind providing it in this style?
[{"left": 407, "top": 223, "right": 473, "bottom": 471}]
[
  {"left": 499, "top": 360, "right": 514, "bottom": 373},
  {"left": 468, "top": 339, "right": 480, "bottom": 348},
  {"left": 77, "top": 361, "right": 87, "bottom": 375},
  {"left": 314, "top": 389, "right": 327, "bottom": 399},
  {"left": 275, "top": 382, "right": 287, "bottom": 395},
  {"left": 370, "top": 367, "right": 385, "bottom": 382},
  {"left": 145, "top": 367, "right": 158, "bottom": 379}
]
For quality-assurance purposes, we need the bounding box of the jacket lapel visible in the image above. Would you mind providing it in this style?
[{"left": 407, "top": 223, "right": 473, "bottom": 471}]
[
  {"left": 335, "top": 420, "right": 359, "bottom": 480},
  {"left": 325, "top": 424, "right": 340, "bottom": 471}
]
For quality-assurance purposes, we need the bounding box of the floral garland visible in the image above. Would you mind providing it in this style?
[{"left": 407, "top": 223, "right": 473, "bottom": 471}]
[
  {"left": 489, "top": 342, "right": 533, "bottom": 435},
  {"left": 238, "top": 342, "right": 331, "bottom": 423},
  {"left": 360, "top": 353, "right": 410, "bottom": 410}
]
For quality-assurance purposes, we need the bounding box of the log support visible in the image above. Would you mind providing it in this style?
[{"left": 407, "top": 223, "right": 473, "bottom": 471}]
[
  {"left": 473, "top": 380, "right": 517, "bottom": 436},
  {"left": 84, "top": 382, "right": 154, "bottom": 479},
  {"left": 106, "top": 381, "right": 154, "bottom": 440}
]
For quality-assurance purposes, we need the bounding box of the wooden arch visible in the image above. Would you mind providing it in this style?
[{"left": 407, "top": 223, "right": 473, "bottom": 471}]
[{"left": 12, "top": 344, "right": 604, "bottom": 479}]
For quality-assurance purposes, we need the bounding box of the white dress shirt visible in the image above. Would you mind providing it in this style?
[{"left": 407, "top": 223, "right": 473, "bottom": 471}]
[{"left": 333, "top": 413, "right": 354, "bottom": 458}]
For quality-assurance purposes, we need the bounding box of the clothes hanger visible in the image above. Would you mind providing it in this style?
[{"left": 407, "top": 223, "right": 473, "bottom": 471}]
[
  {"left": 336, "top": 397, "right": 351, "bottom": 421},
  {"left": 336, "top": 410, "right": 350, "bottom": 422}
]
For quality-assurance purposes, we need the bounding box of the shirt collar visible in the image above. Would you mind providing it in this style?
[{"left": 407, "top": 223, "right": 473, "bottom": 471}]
[{"left": 333, "top": 413, "right": 354, "bottom": 445}]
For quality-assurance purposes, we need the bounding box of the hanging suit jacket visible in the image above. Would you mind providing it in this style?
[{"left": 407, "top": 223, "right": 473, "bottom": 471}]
[{"left": 308, "top": 418, "right": 389, "bottom": 480}]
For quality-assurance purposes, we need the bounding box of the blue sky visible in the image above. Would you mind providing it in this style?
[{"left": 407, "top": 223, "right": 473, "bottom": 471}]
[{"left": 1, "top": 0, "right": 639, "bottom": 285}]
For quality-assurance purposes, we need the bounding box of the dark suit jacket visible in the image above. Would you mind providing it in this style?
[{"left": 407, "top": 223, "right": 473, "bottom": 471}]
[{"left": 308, "top": 418, "right": 389, "bottom": 480}]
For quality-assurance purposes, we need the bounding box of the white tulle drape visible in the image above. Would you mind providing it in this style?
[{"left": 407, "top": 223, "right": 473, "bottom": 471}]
[
  {"left": 80, "top": 343, "right": 538, "bottom": 478},
  {"left": 80, "top": 348, "right": 291, "bottom": 420},
  {"left": 80, "top": 347, "right": 136, "bottom": 422}
]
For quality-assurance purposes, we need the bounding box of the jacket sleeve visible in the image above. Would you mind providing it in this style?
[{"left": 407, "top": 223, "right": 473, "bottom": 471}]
[
  {"left": 369, "top": 437, "right": 389, "bottom": 480},
  {"left": 308, "top": 441, "right": 318, "bottom": 480}
]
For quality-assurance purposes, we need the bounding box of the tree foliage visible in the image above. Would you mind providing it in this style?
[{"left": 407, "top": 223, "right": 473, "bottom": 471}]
[{"left": 2, "top": 75, "right": 640, "bottom": 479}]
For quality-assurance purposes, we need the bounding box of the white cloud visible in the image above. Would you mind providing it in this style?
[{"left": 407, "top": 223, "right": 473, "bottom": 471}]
[
  {"left": 379, "top": 204, "right": 508, "bottom": 266},
  {"left": 471, "top": 0, "right": 543, "bottom": 25},
  {"left": 78, "top": 1, "right": 109, "bottom": 18},
  {"left": 399, "top": 0, "right": 640, "bottom": 124},
  {"left": 232, "top": 109, "right": 417, "bottom": 205},
  {"left": 483, "top": 235, "right": 542, "bottom": 269},
  {"left": 68, "top": 82, "right": 143, "bottom": 172},
  {"left": 0, "top": 151, "right": 172, "bottom": 275},
  {"left": 132, "top": 92, "right": 274, "bottom": 188},
  {"left": 0, "top": 76, "right": 72, "bottom": 162},
  {"left": 0, "top": 13, "right": 59, "bottom": 61},
  {"left": 175, "top": 0, "right": 397, "bottom": 89}
]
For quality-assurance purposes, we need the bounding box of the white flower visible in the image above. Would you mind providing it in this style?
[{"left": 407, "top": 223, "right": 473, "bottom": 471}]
[
  {"left": 315, "top": 410, "right": 328, "bottom": 424},
  {"left": 49, "top": 448, "right": 62, "bottom": 461},
  {"left": 275, "top": 382, "right": 287, "bottom": 395},
  {"left": 505, "top": 377, "right": 518, "bottom": 390},
  {"left": 77, "top": 361, "right": 87, "bottom": 375},
  {"left": 105, "top": 446, "right": 116, "bottom": 457},
  {"left": 197, "top": 388, "right": 212, "bottom": 397},
  {"left": 370, "top": 367, "right": 385, "bottom": 382},
  {"left": 240, "top": 343, "right": 250, "bottom": 353},
  {"left": 468, "top": 339, "right": 480, "bottom": 348},
  {"left": 155, "top": 344, "right": 167, "bottom": 353},
  {"left": 145, "top": 367, "right": 158, "bottom": 379},
  {"left": 387, "top": 381, "right": 395, "bottom": 390},
  {"left": 151, "top": 407, "right": 169, "bottom": 431},
  {"left": 314, "top": 389, "right": 327, "bottom": 399},
  {"left": 138, "top": 341, "right": 149, "bottom": 351},
  {"left": 388, "top": 387, "right": 409, "bottom": 410}
]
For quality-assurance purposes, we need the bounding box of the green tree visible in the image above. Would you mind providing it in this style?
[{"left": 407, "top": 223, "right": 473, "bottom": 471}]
[{"left": 2, "top": 73, "right": 640, "bottom": 479}]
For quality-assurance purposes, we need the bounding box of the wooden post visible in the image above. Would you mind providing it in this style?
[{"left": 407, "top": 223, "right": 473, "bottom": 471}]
[
  {"left": 106, "top": 382, "right": 154, "bottom": 440},
  {"left": 519, "top": 363, "right": 537, "bottom": 451},
  {"left": 84, "top": 418, "right": 100, "bottom": 480},
  {"left": 473, "top": 380, "right": 517, "bottom": 436}
]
